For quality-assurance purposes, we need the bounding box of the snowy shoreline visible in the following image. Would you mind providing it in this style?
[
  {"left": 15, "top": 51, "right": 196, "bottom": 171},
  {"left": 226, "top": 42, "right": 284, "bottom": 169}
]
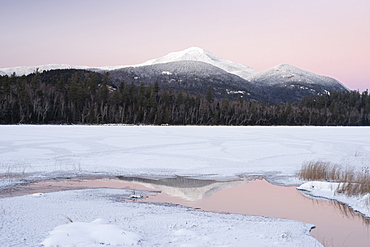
[{"left": 297, "top": 181, "right": 370, "bottom": 219}]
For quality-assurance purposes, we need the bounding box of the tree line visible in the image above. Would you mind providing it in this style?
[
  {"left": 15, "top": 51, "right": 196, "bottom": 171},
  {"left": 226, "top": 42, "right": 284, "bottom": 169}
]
[{"left": 0, "top": 69, "right": 369, "bottom": 125}]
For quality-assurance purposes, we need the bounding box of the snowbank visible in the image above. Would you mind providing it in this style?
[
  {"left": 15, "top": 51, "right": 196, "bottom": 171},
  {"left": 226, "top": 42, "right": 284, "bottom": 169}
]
[
  {"left": 41, "top": 218, "right": 142, "bottom": 247},
  {"left": 297, "top": 181, "right": 370, "bottom": 218}
]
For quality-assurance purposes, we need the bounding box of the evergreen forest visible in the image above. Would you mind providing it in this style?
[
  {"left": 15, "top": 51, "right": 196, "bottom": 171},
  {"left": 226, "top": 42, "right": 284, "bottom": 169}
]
[{"left": 0, "top": 69, "right": 369, "bottom": 126}]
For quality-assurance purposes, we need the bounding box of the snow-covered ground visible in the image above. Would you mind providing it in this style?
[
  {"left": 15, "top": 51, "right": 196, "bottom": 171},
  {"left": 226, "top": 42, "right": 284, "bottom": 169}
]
[
  {"left": 1, "top": 188, "right": 319, "bottom": 247},
  {"left": 1, "top": 125, "right": 370, "bottom": 246}
]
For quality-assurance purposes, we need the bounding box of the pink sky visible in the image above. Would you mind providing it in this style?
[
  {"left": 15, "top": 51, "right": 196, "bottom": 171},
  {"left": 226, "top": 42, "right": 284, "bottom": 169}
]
[{"left": 1, "top": 0, "right": 369, "bottom": 91}]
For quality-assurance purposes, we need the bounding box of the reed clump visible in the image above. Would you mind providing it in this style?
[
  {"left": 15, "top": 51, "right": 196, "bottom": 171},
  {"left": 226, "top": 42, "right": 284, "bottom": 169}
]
[{"left": 298, "top": 161, "right": 370, "bottom": 196}]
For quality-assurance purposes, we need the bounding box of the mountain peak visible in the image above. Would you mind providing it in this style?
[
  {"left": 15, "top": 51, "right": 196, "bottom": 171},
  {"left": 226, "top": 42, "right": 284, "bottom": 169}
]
[
  {"left": 271, "top": 64, "right": 303, "bottom": 73},
  {"left": 182, "top": 46, "right": 207, "bottom": 53},
  {"left": 141, "top": 47, "right": 214, "bottom": 66},
  {"left": 248, "top": 63, "right": 348, "bottom": 90},
  {"left": 274, "top": 64, "right": 294, "bottom": 69},
  {"left": 140, "top": 47, "right": 258, "bottom": 79}
]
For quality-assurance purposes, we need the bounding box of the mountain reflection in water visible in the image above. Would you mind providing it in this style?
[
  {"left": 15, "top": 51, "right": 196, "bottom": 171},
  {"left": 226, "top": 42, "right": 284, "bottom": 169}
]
[
  {"left": 117, "top": 175, "right": 257, "bottom": 201},
  {"left": 118, "top": 176, "right": 370, "bottom": 247}
]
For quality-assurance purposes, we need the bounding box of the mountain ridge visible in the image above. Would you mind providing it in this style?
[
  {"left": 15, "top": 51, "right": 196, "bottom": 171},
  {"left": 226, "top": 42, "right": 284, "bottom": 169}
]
[
  {"left": 108, "top": 60, "right": 268, "bottom": 101},
  {"left": 0, "top": 47, "right": 349, "bottom": 102},
  {"left": 0, "top": 47, "right": 343, "bottom": 86}
]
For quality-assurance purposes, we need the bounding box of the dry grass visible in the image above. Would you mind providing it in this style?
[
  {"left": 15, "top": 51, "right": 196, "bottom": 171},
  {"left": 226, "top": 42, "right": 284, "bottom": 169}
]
[
  {"left": 298, "top": 161, "right": 342, "bottom": 181},
  {"left": 298, "top": 161, "right": 370, "bottom": 196}
]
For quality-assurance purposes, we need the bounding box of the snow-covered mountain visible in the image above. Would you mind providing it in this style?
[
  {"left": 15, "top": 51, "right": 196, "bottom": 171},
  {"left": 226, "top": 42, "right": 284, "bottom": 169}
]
[
  {"left": 108, "top": 60, "right": 266, "bottom": 101},
  {"left": 0, "top": 47, "right": 257, "bottom": 79},
  {"left": 0, "top": 64, "right": 131, "bottom": 77},
  {"left": 0, "top": 64, "right": 91, "bottom": 76},
  {"left": 139, "top": 47, "right": 258, "bottom": 80},
  {"left": 247, "top": 64, "right": 347, "bottom": 89},
  {"left": 0, "top": 47, "right": 349, "bottom": 102},
  {"left": 107, "top": 48, "right": 348, "bottom": 102}
]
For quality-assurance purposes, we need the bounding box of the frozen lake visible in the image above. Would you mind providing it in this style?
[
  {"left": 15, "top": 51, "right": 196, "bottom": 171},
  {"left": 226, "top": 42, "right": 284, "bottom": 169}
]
[{"left": 1, "top": 125, "right": 370, "bottom": 184}]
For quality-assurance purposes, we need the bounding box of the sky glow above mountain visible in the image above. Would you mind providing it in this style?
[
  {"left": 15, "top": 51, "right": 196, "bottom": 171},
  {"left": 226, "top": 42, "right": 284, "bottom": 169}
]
[{"left": 1, "top": 0, "right": 369, "bottom": 91}]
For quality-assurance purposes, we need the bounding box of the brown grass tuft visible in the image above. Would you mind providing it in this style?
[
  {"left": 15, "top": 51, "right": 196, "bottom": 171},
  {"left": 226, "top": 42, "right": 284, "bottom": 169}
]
[{"left": 298, "top": 161, "right": 370, "bottom": 196}]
